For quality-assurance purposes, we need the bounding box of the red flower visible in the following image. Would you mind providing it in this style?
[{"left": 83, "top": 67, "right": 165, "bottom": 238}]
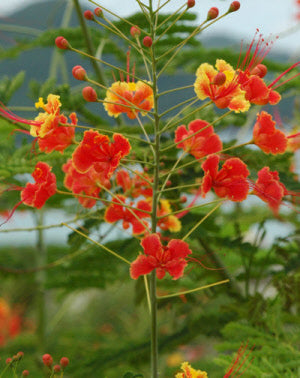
[
  {"left": 21, "top": 162, "right": 56, "bottom": 209},
  {"left": 130, "top": 234, "right": 192, "bottom": 280},
  {"left": 253, "top": 111, "right": 287, "bottom": 154},
  {"left": 237, "top": 32, "right": 299, "bottom": 106},
  {"left": 63, "top": 159, "right": 111, "bottom": 208},
  {"left": 72, "top": 130, "right": 131, "bottom": 177},
  {"left": 253, "top": 166, "right": 288, "bottom": 214},
  {"left": 201, "top": 155, "right": 249, "bottom": 201},
  {"left": 175, "top": 119, "right": 222, "bottom": 159},
  {"left": 104, "top": 195, "right": 151, "bottom": 235},
  {"left": 0, "top": 94, "right": 76, "bottom": 153},
  {"left": 116, "top": 169, "right": 153, "bottom": 198},
  {"left": 0, "top": 298, "right": 22, "bottom": 347}
]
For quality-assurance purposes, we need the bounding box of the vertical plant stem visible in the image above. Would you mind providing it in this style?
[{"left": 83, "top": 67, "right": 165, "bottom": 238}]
[
  {"left": 35, "top": 210, "right": 47, "bottom": 351},
  {"left": 149, "top": 1, "right": 159, "bottom": 376}
]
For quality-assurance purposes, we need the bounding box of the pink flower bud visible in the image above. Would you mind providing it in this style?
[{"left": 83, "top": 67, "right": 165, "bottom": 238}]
[
  {"left": 42, "top": 354, "right": 53, "bottom": 367},
  {"left": 251, "top": 64, "right": 268, "bottom": 78},
  {"left": 212, "top": 72, "right": 226, "bottom": 86},
  {"left": 84, "top": 10, "right": 94, "bottom": 21},
  {"left": 82, "top": 87, "right": 98, "bottom": 102},
  {"left": 207, "top": 7, "right": 219, "bottom": 20},
  {"left": 72, "top": 65, "right": 87, "bottom": 80},
  {"left": 94, "top": 7, "right": 103, "bottom": 17},
  {"left": 143, "top": 36, "right": 153, "bottom": 48},
  {"left": 17, "top": 352, "right": 24, "bottom": 360},
  {"left": 166, "top": 180, "right": 172, "bottom": 187},
  {"left": 53, "top": 365, "right": 61, "bottom": 373},
  {"left": 55, "top": 36, "right": 70, "bottom": 50},
  {"left": 130, "top": 25, "right": 141, "bottom": 38},
  {"left": 22, "top": 371, "right": 30, "bottom": 377},
  {"left": 187, "top": 0, "right": 195, "bottom": 8},
  {"left": 228, "top": 1, "right": 240, "bottom": 12},
  {"left": 6, "top": 358, "right": 12, "bottom": 365},
  {"left": 60, "top": 357, "right": 69, "bottom": 368}
]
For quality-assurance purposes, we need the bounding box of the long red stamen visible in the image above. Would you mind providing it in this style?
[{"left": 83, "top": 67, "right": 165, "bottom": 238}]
[
  {"left": 0, "top": 103, "right": 42, "bottom": 127},
  {"left": 126, "top": 47, "right": 131, "bottom": 83},
  {"left": 268, "top": 61, "right": 300, "bottom": 88},
  {"left": 287, "top": 132, "right": 300, "bottom": 139}
]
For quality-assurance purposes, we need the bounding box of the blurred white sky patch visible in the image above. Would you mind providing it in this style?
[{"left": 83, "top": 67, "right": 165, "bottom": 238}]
[{"left": 0, "top": 0, "right": 299, "bottom": 54}]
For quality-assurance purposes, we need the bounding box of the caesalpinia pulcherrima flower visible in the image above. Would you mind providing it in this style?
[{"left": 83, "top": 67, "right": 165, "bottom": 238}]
[
  {"left": 175, "top": 361, "right": 208, "bottom": 378},
  {"left": 175, "top": 119, "right": 222, "bottom": 158},
  {"left": 72, "top": 130, "right": 131, "bottom": 178},
  {"left": 253, "top": 111, "right": 287, "bottom": 154},
  {"left": 21, "top": 162, "right": 57, "bottom": 209},
  {"left": 104, "top": 195, "right": 151, "bottom": 235},
  {"left": 116, "top": 169, "right": 153, "bottom": 198},
  {"left": 130, "top": 233, "right": 192, "bottom": 280},
  {"left": 253, "top": 166, "right": 288, "bottom": 214},
  {"left": 157, "top": 199, "right": 182, "bottom": 233},
  {"left": 236, "top": 31, "right": 299, "bottom": 106},
  {"left": 201, "top": 155, "right": 250, "bottom": 201},
  {"left": 104, "top": 80, "right": 154, "bottom": 119},
  {"left": 0, "top": 298, "right": 22, "bottom": 347},
  {"left": 0, "top": 94, "right": 76, "bottom": 153},
  {"left": 194, "top": 59, "right": 250, "bottom": 112},
  {"left": 63, "top": 159, "right": 111, "bottom": 208}
]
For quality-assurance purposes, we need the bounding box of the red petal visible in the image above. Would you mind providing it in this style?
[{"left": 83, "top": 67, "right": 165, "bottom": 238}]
[
  {"left": 167, "top": 239, "right": 192, "bottom": 259},
  {"left": 130, "top": 255, "right": 158, "bottom": 279},
  {"left": 141, "top": 234, "right": 162, "bottom": 257},
  {"left": 165, "top": 259, "right": 187, "bottom": 280}
]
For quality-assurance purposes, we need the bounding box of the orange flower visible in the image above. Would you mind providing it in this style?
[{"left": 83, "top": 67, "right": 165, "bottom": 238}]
[
  {"left": 21, "top": 162, "right": 56, "bottom": 209},
  {"left": 175, "top": 119, "right": 222, "bottom": 158},
  {"left": 72, "top": 130, "right": 131, "bottom": 178},
  {"left": 194, "top": 59, "right": 250, "bottom": 112},
  {"left": 130, "top": 234, "right": 192, "bottom": 280},
  {"left": 253, "top": 166, "right": 288, "bottom": 214},
  {"left": 116, "top": 169, "right": 153, "bottom": 198},
  {"left": 201, "top": 155, "right": 249, "bottom": 202},
  {"left": 175, "top": 362, "right": 208, "bottom": 378},
  {"left": 104, "top": 195, "right": 151, "bottom": 235},
  {"left": 0, "top": 94, "right": 76, "bottom": 153},
  {"left": 63, "top": 159, "right": 111, "bottom": 208},
  {"left": 287, "top": 127, "right": 300, "bottom": 152},
  {"left": 0, "top": 298, "right": 22, "bottom": 347},
  {"left": 253, "top": 111, "right": 287, "bottom": 154},
  {"left": 104, "top": 81, "right": 154, "bottom": 119},
  {"left": 157, "top": 199, "right": 181, "bottom": 233}
]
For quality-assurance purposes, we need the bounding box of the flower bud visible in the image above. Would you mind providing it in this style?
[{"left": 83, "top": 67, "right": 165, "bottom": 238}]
[
  {"left": 228, "top": 1, "right": 240, "bottom": 12},
  {"left": 82, "top": 86, "right": 98, "bottom": 102},
  {"left": 94, "top": 7, "right": 103, "bottom": 17},
  {"left": 187, "top": 0, "right": 195, "bottom": 8},
  {"left": 251, "top": 64, "right": 268, "bottom": 78},
  {"left": 53, "top": 365, "right": 61, "bottom": 373},
  {"left": 207, "top": 7, "right": 219, "bottom": 20},
  {"left": 180, "top": 195, "right": 187, "bottom": 203},
  {"left": 72, "top": 65, "right": 87, "bottom": 81},
  {"left": 6, "top": 358, "right": 12, "bottom": 365},
  {"left": 60, "top": 357, "right": 69, "bottom": 368},
  {"left": 130, "top": 25, "right": 141, "bottom": 38},
  {"left": 22, "top": 371, "right": 30, "bottom": 377},
  {"left": 84, "top": 10, "right": 94, "bottom": 21},
  {"left": 42, "top": 354, "right": 53, "bottom": 367},
  {"left": 17, "top": 351, "right": 24, "bottom": 360},
  {"left": 143, "top": 36, "right": 153, "bottom": 48},
  {"left": 166, "top": 180, "right": 172, "bottom": 187},
  {"left": 55, "top": 36, "right": 70, "bottom": 50},
  {"left": 212, "top": 72, "right": 226, "bottom": 86}
]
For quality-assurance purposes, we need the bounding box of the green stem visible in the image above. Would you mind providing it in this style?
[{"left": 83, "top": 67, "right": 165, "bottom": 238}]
[
  {"left": 156, "top": 279, "right": 230, "bottom": 299},
  {"left": 73, "top": 0, "right": 106, "bottom": 85},
  {"left": 154, "top": 0, "right": 172, "bottom": 13},
  {"left": 182, "top": 202, "right": 223, "bottom": 241},
  {"left": 155, "top": 4, "right": 187, "bottom": 43},
  {"left": 158, "top": 84, "right": 194, "bottom": 97},
  {"left": 149, "top": 1, "right": 160, "bottom": 375},
  {"left": 159, "top": 96, "right": 198, "bottom": 118}
]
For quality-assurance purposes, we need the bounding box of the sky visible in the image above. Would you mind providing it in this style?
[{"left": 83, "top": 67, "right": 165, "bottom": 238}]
[{"left": 0, "top": 0, "right": 299, "bottom": 54}]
